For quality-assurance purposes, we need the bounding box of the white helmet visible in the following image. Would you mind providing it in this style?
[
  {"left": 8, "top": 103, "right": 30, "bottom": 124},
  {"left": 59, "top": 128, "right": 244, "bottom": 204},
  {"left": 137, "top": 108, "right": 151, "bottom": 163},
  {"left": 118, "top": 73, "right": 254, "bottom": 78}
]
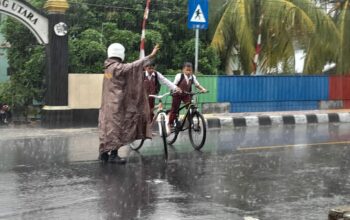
[{"left": 107, "top": 43, "right": 125, "bottom": 61}]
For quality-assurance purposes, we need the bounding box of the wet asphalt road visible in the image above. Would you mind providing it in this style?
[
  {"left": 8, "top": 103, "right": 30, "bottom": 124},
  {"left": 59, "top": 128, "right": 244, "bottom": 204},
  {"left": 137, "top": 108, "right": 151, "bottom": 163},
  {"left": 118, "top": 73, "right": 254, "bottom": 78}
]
[{"left": 1, "top": 124, "right": 350, "bottom": 219}]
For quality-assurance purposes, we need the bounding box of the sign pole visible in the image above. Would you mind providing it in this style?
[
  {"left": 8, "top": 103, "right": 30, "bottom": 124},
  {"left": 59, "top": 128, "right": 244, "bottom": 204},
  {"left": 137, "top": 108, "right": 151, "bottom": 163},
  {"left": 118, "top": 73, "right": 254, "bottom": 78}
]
[{"left": 195, "top": 28, "right": 199, "bottom": 73}]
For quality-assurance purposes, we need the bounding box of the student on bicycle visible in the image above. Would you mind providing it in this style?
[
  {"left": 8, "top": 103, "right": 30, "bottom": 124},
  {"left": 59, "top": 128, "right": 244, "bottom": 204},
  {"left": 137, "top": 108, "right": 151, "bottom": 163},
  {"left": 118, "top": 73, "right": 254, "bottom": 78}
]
[
  {"left": 99, "top": 43, "right": 160, "bottom": 164},
  {"left": 143, "top": 61, "right": 181, "bottom": 120},
  {"left": 168, "top": 62, "right": 207, "bottom": 129}
]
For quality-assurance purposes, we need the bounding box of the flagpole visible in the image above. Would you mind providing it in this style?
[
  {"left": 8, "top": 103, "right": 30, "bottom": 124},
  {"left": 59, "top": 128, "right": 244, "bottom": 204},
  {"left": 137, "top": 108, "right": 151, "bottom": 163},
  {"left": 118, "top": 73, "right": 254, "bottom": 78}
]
[
  {"left": 140, "top": 0, "right": 151, "bottom": 59},
  {"left": 253, "top": 14, "right": 264, "bottom": 75}
]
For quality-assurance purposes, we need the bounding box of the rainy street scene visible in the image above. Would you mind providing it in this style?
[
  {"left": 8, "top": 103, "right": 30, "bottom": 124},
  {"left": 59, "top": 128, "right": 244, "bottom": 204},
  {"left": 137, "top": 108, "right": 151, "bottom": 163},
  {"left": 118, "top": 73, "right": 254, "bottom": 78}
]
[
  {"left": 2, "top": 123, "right": 350, "bottom": 220},
  {"left": 2, "top": 0, "right": 350, "bottom": 219}
]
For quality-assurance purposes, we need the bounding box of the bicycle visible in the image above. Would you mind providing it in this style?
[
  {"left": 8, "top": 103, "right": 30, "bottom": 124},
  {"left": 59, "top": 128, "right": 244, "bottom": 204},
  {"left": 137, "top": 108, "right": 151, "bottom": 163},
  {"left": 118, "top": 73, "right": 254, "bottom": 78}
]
[
  {"left": 167, "top": 91, "right": 208, "bottom": 150},
  {"left": 129, "top": 92, "right": 171, "bottom": 158}
]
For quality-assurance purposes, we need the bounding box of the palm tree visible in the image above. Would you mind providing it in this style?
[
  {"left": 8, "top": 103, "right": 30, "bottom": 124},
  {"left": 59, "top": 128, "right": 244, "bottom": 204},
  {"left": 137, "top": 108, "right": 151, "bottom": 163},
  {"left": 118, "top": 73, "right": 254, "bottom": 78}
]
[
  {"left": 211, "top": 0, "right": 339, "bottom": 75},
  {"left": 331, "top": 0, "right": 350, "bottom": 74}
]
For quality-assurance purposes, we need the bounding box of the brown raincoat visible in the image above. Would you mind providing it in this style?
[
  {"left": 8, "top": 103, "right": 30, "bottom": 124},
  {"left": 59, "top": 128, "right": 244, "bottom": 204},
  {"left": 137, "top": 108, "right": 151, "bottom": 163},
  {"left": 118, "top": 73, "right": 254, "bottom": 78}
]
[{"left": 98, "top": 57, "right": 152, "bottom": 153}]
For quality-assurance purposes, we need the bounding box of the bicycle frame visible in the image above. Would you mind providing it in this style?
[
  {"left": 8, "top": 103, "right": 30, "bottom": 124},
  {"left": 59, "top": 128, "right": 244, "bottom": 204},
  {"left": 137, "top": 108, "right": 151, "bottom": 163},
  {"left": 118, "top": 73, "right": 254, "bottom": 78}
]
[
  {"left": 173, "top": 97, "right": 199, "bottom": 132},
  {"left": 152, "top": 91, "right": 206, "bottom": 133},
  {"left": 143, "top": 92, "right": 173, "bottom": 159},
  {"left": 154, "top": 110, "right": 168, "bottom": 136},
  {"left": 166, "top": 91, "right": 208, "bottom": 150},
  {"left": 149, "top": 93, "right": 171, "bottom": 135}
]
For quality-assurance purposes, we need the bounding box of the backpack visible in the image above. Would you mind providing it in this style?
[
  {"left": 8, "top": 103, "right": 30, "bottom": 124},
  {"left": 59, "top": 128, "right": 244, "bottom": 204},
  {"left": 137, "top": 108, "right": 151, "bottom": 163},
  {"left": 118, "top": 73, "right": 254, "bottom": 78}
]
[
  {"left": 176, "top": 73, "right": 193, "bottom": 91},
  {"left": 154, "top": 72, "right": 161, "bottom": 94},
  {"left": 145, "top": 72, "right": 161, "bottom": 94}
]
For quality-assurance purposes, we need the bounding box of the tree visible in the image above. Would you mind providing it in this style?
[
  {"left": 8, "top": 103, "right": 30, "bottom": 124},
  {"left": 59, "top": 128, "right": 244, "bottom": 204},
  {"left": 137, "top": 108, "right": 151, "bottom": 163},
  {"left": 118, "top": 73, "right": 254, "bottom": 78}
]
[
  {"left": 69, "top": 29, "right": 106, "bottom": 73},
  {"left": 211, "top": 0, "right": 339, "bottom": 75},
  {"left": 330, "top": 0, "right": 350, "bottom": 74},
  {"left": 1, "top": 0, "right": 222, "bottom": 117},
  {"left": 172, "top": 39, "right": 220, "bottom": 75},
  {"left": 65, "top": 0, "right": 220, "bottom": 74},
  {"left": 0, "top": 16, "right": 45, "bottom": 116}
]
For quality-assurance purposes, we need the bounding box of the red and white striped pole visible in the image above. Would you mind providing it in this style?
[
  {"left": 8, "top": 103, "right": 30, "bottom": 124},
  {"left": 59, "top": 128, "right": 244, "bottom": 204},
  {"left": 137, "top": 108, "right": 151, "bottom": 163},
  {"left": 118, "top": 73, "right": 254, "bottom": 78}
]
[
  {"left": 140, "top": 0, "right": 151, "bottom": 58},
  {"left": 253, "top": 14, "right": 264, "bottom": 75}
]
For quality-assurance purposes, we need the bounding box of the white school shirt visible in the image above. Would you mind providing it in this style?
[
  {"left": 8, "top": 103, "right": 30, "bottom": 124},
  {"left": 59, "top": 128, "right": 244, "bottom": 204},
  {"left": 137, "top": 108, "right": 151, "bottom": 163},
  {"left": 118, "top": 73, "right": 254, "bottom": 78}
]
[
  {"left": 145, "top": 71, "right": 177, "bottom": 91},
  {"left": 173, "top": 73, "right": 200, "bottom": 87}
]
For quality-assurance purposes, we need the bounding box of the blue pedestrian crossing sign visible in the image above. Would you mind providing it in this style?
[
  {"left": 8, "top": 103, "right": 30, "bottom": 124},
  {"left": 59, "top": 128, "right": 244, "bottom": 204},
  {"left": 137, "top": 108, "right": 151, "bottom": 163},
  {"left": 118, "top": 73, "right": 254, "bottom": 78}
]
[{"left": 188, "top": 0, "right": 208, "bottom": 29}]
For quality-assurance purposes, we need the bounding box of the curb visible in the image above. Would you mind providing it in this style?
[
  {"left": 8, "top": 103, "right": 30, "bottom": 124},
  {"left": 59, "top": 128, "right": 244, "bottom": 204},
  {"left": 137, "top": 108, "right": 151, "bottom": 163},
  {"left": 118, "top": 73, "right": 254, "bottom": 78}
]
[{"left": 205, "top": 112, "right": 350, "bottom": 129}]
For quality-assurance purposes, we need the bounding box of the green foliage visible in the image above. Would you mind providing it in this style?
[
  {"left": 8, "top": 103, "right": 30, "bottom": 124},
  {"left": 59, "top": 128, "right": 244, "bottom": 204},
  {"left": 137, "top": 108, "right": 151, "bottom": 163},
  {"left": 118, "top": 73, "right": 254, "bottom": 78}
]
[
  {"left": 145, "top": 30, "right": 163, "bottom": 49},
  {"left": 65, "top": 0, "right": 221, "bottom": 73},
  {"left": 1, "top": 14, "right": 45, "bottom": 115},
  {"left": 0, "top": 82, "right": 12, "bottom": 104},
  {"left": 103, "top": 28, "right": 141, "bottom": 62},
  {"left": 1, "top": 0, "right": 222, "bottom": 116},
  {"left": 334, "top": 3, "right": 350, "bottom": 74},
  {"left": 172, "top": 39, "right": 220, "bottom": 75},
  {"left": 211, "top": 0, "right": 342, "bottom": 75},
  {"left": 69, "top": 29, "right": 106, "bottom": 73}
]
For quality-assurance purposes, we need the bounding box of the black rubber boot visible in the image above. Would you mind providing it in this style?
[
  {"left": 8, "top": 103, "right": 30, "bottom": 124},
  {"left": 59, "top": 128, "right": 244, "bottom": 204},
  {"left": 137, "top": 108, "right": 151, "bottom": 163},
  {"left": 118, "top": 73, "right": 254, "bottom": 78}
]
[
  {"left": 109, "top": 150, "right": 126, "bottom": 164},
  {"left": 99, "top": 152, "right": 109, "bottom": 162}
]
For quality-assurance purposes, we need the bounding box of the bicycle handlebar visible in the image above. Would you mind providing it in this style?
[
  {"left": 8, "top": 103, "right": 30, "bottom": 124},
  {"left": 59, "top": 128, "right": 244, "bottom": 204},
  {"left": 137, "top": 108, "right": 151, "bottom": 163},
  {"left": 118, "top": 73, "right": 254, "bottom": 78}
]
[
  {"left": 181, "top": 91, "right": 209, "bottom": 96},
  {"left": 149, "top": 92, "right": 171, "bottom": 99},
  {"left": 149, "top": 91, "right": 209, "bottom": 99}
]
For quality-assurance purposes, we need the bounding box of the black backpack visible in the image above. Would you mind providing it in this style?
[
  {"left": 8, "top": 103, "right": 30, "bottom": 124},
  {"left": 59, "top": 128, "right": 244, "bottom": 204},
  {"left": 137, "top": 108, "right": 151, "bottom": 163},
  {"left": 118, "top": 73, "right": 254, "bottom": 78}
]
[
  {"left": 145, "top": 72, "right": 161, "bottom": 94},
  {"left": 154, "top": 72, "right": 161, "bottom": 94},
  {"left": 176, "top": 73, "right": 193, "bottom": 91}
]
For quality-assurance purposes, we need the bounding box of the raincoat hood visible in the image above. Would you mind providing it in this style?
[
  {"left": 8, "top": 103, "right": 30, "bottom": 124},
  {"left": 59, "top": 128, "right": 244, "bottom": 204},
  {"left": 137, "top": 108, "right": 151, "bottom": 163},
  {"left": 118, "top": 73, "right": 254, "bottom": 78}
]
[{"left": 104, "top": 58, "right": 120, "bottom": 69}]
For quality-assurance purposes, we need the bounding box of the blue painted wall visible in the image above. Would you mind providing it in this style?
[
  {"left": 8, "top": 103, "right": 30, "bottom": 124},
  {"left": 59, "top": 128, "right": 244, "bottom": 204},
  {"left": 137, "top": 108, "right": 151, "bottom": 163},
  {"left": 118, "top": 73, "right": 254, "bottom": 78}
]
[
  {"left": 218, "top": 76, "right": 329, "bottom": 102},
  {"left": 217, "top": 76, "right": 329, "bottom": 112}
]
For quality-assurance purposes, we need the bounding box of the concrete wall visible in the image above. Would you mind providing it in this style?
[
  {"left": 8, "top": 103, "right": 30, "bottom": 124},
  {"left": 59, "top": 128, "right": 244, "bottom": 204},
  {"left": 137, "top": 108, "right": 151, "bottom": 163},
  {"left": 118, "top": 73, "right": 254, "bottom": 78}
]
[
  {"left": 68, "top": 74, "right": 103, "bottom": 109},
  {"left": 68, "top": 74, "right": 227, "bottom": 113},
  {"left": 68, "top": 74, "right": 345, "bottom": 114}
]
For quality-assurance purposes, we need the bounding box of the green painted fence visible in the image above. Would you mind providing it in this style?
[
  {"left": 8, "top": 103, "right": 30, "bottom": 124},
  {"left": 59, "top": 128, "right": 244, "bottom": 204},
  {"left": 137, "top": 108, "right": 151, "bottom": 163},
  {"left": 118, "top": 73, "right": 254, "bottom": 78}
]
[{"left": 158, "top": 75, "right": 218, "bottom": 112}]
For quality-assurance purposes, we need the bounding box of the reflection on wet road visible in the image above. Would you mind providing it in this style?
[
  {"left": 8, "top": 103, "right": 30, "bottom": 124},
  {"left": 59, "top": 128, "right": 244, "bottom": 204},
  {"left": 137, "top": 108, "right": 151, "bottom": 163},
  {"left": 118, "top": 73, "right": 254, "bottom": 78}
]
[{"left": 1, "top": 124, "right": 350, "bottom": 219}]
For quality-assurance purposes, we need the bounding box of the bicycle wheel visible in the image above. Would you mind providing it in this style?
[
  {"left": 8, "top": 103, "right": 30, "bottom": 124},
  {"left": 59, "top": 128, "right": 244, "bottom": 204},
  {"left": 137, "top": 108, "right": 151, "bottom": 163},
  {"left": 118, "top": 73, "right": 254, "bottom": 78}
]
[
  {"left": 166, "top": 120, "right": 179, "bottom": 145},
  {"left": 189, "top": 111, "right": 207, "bottom": 150},
  {"left": 160, "top": 115, "right": 168, "bottom": 159},
  {"left": 129, "top": 139, "right": 145, "bottom": 151}
]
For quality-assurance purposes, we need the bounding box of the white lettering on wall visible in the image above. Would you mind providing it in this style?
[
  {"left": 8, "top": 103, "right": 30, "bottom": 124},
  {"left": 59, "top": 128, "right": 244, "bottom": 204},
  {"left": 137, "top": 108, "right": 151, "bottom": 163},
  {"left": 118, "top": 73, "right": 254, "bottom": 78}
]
[
  {"left": 1, "top": 1, "right": 39, "bottom": 25},
  {"left": 0, "top": 0, "right": 48, "bottom": 44}
]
